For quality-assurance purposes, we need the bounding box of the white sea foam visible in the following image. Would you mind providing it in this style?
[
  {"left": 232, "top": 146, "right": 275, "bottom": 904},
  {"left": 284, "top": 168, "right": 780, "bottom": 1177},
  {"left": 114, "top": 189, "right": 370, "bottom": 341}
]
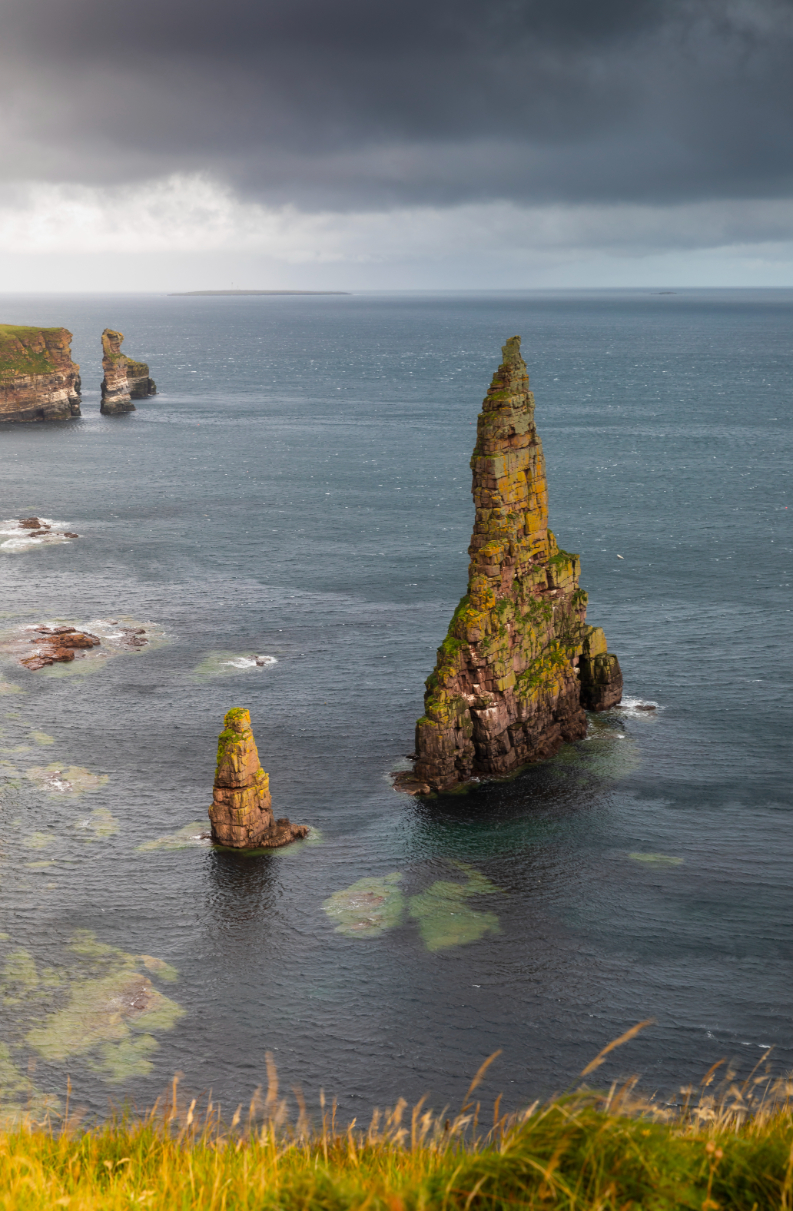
[
  {"left": 617, "top": 695, "right": 663, "bottom": 718},
  {"left": 0, "top": 517, "right": 74, "bottom": 552},
  {"left": 222, "top": 654, "right": 277, "bottom": 669}
]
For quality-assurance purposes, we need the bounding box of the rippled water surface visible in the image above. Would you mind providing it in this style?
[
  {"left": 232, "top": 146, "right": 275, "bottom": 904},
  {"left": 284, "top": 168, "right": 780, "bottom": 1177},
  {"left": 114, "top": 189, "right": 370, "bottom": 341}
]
[{"left": 0, "top": 290, "right": 790, "bottom": 1119}]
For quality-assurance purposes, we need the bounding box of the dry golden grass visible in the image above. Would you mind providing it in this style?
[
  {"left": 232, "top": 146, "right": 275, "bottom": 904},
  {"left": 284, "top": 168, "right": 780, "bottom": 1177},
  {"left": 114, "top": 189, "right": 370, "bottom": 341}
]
[{"left": 1, "top": 1036, "right": 792, "bottom": 1210}]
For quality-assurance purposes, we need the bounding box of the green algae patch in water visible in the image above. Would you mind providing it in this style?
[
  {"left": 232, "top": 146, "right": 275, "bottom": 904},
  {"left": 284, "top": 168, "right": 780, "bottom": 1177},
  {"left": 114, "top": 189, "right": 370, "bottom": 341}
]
[
  {"left": 271, "top": 826, "right": 324, "bottom": 857},
  {"left": 22, "top": 830, "right": 57, "bottom": 850},
  {"left": 408, "top": 864, "right": 500, "bottom": 952},
  {"left": 0, "top": 930, "right": 185, "bottom": 1088},
  {"left": 136, "top": 822, "right": 211, "bottom": 852},
  {"left": 323, "top": 873, "right": 405, "bottom": 938},
  {"left": 90, "top": 1033, "right": 160, "bottom": 1082},
  {"left": 26, "top": 969, "right": 183, "bottom": 1073},
  {"left": 0, "top": 1042, "right": 59, "bottom": 1127},
  {"left": 629, "top": 852, "right": 684, "bottom": 867},
  {"left": 75, "top": 806, "right": 120, "bottom": 841},
  {"left": 29, "top": 731, "right": 54, "bottom": 745},
  {"left": 25, "top": 764, "right": 108, "bottom": 796}
]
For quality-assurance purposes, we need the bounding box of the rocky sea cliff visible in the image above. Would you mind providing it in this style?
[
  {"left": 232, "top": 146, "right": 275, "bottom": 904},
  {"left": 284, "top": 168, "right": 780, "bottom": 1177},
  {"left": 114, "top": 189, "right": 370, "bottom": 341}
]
[
  {"left": 100, "top": 328, "right": 156, "bottom": 414},
  {"left": 407, "top": 336, "right": 622, "bottom": 794},
  {"left": 0, "top": 325, "right": 81, "bottom": 423}
]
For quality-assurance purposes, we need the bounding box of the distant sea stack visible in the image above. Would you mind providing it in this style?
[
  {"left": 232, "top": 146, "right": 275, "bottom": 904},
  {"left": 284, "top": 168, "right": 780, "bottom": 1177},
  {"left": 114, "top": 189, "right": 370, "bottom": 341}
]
[
  {"left": 405, "top": 336, "right": 622, "bottom": 795},
  {"left": 0, "top": 326, "right": 81, "bottom": 423},
  {"left": 208, "top": 708, "right": 308, "bottom": 848},
  {"left": 100, "top": 329, "right": 156, "bottom": 415}
]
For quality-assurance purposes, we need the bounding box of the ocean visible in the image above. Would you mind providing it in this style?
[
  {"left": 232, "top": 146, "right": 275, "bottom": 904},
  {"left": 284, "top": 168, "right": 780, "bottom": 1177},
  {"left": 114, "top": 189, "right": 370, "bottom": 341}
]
[{"left": 0, "top": 289, "right": 790, "bottom": 1119}]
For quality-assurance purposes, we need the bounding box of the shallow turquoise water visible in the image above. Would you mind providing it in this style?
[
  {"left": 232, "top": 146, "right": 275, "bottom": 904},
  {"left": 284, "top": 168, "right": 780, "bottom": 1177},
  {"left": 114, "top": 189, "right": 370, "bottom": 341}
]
[{"left": 0, "top": 290, "right": 790, "bottom": 1118}]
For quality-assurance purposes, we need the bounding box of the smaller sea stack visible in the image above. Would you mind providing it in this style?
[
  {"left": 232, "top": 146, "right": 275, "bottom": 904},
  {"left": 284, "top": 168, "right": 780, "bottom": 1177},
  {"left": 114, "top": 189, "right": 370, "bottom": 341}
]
[
  {"left": 100, "top": 329, "right": 157, "bottom": 415},
  {"left": 208, "top": 708, "right": 308, "bottom": 849}
]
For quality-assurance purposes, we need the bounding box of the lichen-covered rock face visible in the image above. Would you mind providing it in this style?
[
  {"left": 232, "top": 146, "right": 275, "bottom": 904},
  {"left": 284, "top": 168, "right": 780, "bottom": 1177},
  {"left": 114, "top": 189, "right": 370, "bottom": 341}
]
[
  {"left": 208, "top": 708, "right": 308, "bottom": 848},
  {"left": 100, "top": 329, "right": 157, "bottom": 415},
  {"left": 0, "top": 325, "right": 81, "bottom": 423},
  {"left": 411, "top": 336, "right": 622, "bottom": 793}
]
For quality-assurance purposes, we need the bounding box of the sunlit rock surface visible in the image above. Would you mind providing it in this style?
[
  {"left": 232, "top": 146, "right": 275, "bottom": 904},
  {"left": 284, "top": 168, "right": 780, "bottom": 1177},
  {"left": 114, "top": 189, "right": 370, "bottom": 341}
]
[
  {"left": 405, "top": 336, "right": 623, "bottom": 794},
  {"left": 208, "top": 708, "right": 308, "bottom": 848},
  {"left": 100, "top": 328, "right": 157, "bottom": 415},
  {"left": 0, "top": 326, "right": 81, "bottom": 423},
  {"left": 0, "top": 616, "right": 162, "bottom": 678}
]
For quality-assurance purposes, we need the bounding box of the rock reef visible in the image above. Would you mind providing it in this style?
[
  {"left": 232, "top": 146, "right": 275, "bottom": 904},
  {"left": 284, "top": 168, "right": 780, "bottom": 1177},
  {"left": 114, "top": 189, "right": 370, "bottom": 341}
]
[
  {"left": 208, "top": 708, "right": 308, "bottom": 848},
  {"left": 100, "top": 329, "right": 156, "bottom": 415},
  {"left": 21, "top": 626, "right": 101, "bottom": 671},
  {"left": 0, "top": 326, "right": 81, "bottom": 422},
  {"left": 404, "top": 336, "right": 622, "bottom": 795}
]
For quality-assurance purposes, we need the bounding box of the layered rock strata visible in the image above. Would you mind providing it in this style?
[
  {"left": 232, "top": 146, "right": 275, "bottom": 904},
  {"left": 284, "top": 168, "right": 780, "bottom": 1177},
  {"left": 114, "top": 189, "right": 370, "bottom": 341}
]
[
  {"left": 208, "top": 708, "right": 308, "bottom": 848},
  {"left": 407, "top": 336, "right": 622, "bottom": 794},
  {"left": 100, "top": 329, "right": 157, "bottom": 415},
  {"left": 21, "top": 626, "right": 101, "bottom": 671},
  {"left": 0, "top": 326, "right": 81, "bottom": 422}
]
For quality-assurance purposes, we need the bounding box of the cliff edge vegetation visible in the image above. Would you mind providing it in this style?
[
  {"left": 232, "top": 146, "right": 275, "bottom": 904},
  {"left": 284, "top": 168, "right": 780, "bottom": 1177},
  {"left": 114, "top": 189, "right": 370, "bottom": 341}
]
[
  {"left": 0, "top": 325, "right": 81, "bottom": 422},
  {"left": 0, "top": 1062, "right": 790, "bottom": 1211},
  {"left": 408, "top": 336, "right": 622, "bottom": 794}
]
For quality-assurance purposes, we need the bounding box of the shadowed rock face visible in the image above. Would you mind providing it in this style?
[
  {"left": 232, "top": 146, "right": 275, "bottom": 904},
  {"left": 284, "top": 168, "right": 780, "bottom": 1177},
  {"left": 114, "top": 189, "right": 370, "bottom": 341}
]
[
  {"left": 208, "top": 708, "right": 308, "bottom": 848},
  {"left": 0, "top": 325, "right": 81, "bottom": 423},
  {"left": 406, "top": 336, "right": 622, "bottom": 795},
  {"left": 100, "top": 329, "right": 157, "bottom": 415}
]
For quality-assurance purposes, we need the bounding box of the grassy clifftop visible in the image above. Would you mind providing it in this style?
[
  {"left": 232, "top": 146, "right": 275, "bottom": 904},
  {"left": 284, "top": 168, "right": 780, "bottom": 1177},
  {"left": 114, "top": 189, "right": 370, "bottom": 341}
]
[
  {"left": 1, "top": 1071, "right": 791, "bottom": 1210},
  {"left": 0, "top": 325, "right": 68, "bottom": 380}
]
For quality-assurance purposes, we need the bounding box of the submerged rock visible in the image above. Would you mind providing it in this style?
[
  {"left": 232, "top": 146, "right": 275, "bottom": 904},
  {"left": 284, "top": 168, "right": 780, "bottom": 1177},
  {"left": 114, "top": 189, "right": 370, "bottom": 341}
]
[
  {"left": 323, "top": 873, "right": 405, "bottom": 937},
  {"left": 25, "top": 764, "right": 109, "bottom": 796},
  {"left": 100, "top": 328, "right": 157, "bottom": 415},
  {"left": 208, "top": 708, "right": 308, "bottom": 848},
  {"left": 408, "top": 866, "right": 500, "bottom": 952},
  {"left": 0, "top": 325, "right": 81, "bottom": 423},
  {"left": 406, "top": 336, "right": 623, "bottom": 794}
]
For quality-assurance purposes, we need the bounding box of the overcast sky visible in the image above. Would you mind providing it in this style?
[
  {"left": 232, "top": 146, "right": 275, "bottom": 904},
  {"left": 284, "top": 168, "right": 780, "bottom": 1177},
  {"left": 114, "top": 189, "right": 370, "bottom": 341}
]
[{"left": 2, "top": 0, "right": 793, "bottom": 289}]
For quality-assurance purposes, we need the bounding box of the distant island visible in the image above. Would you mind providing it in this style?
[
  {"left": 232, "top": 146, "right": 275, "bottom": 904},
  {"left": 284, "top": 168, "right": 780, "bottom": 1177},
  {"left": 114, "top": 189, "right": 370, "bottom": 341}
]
[{"left": 168, "top": 290, "right": 349, "bottom": 296}]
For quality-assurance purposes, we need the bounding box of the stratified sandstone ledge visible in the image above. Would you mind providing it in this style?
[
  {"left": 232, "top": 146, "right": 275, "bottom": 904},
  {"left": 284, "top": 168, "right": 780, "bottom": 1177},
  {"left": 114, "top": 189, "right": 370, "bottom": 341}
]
[
  {"left": 404, "top": 336, "right": 623, "bottom": 795},
  {"left": 0, "top": 326, "right": 81, "bottom": 423},
  {"left": 100, "top": 329, "right": 157, "bottom": 415},
  {"left": 208, "top": 708, "right": 308, "bottom": 849}
]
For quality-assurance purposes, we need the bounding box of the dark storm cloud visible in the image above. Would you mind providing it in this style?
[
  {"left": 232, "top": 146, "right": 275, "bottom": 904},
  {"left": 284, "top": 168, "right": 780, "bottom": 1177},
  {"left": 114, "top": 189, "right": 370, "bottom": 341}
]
[{"left": 2, "top": 0, "right": 793, "bottom": 209}]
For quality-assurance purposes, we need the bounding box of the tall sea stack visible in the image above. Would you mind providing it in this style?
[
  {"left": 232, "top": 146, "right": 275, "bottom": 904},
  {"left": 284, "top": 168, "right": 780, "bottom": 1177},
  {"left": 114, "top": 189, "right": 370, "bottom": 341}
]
[
  {"left": 208, "top": 708, "right": 308, "bottom": 848},
  {"left": 0, "top": 326, "right": 81, "bottom": 422},
  {"left": 409, "top": 336, "right": 622, "bottom": 794},
  {"left": 100, "top": 329, "right": 157, "bottom": 414}
]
